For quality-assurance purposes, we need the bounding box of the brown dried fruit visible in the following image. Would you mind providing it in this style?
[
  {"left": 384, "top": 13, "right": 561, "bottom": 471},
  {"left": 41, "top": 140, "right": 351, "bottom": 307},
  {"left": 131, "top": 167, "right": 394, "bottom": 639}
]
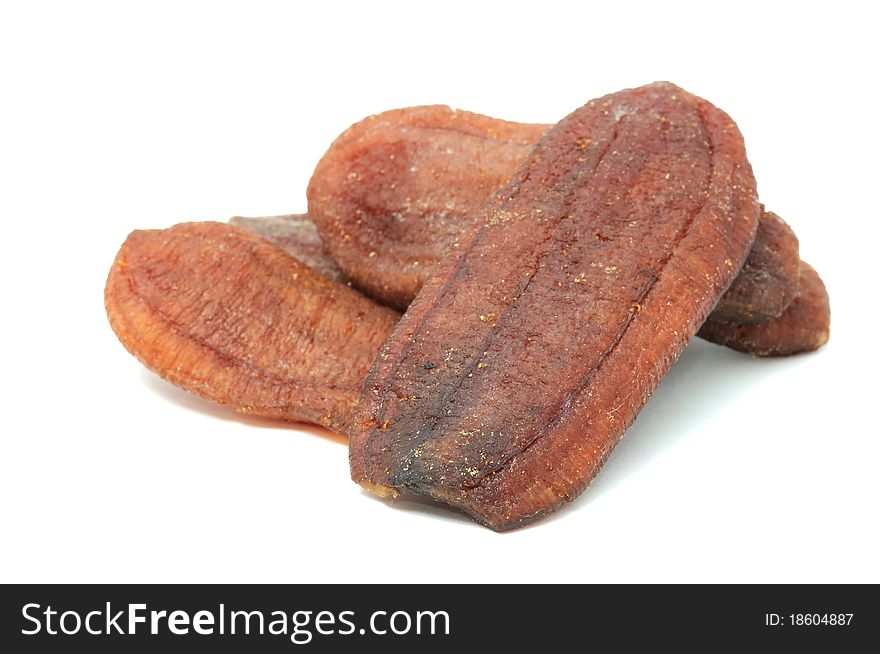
[
  {"left": 308, "top": 105, "right": 799, "bottom": 322},
  {"left": 234, "top": 213, "right": 821, "bottom": 357},
  {"left": 709, "top": 208, "right": 800, "bottom": 323},
  {"left": 104, "top": 221, "right": 398, "bottom": 433},
  {"left": 698, "top": 262, "right": 830, "bottom": 356},
  {"left": 349, "top": 83, "right": 760, "bottom": 530},
  {"left": 229, "top": 213, "right": 347, "bottom": 284},
  {"left": 306, "top": 106, "right": 548, "bottom": 309},
  {"left": 106, "top": 218, "right": 826, "bottom": 440}
]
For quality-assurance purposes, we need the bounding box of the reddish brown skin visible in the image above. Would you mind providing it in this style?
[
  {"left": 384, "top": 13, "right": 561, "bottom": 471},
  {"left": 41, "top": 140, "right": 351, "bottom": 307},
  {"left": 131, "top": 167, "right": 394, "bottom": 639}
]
[
  {"left": 105, "top": 220, "right": 826, "bottom": 442},
  {"left": 235, "top": 213, "right": 825, "bottom": 357},
  {"left": 202, "top": 216, "right": 828, "bottom": 446},
  {"left": 307, "top": 106, "right": 547, "bottom": 308},
  {"left": 229, "top": 214, "right": 347, "bottom": 284},
  {"left": 307, "top": 105, "right": 799, "bottom": 322},
  {"left": 104, "top": 222, "right": 398, "bottom": 433},
  {"left": 699, "top": 262, "right": 829, "bottom": 356},
  {"left": 349, "top": 83, "right": 761, "bottom": 530},
  {"left": 709, "top": 208, "right": 800, "bottom": 323}
]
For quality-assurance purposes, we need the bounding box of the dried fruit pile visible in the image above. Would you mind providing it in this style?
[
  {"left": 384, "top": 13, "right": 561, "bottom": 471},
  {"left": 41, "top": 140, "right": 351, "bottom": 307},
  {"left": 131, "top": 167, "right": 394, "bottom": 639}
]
[{"left": 105, "top": 83, "right": 830, "bottom": 530}]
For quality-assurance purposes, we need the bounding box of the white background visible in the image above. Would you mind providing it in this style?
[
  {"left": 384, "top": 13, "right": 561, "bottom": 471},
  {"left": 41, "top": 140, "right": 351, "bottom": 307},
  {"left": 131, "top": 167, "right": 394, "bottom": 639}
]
[{"left": 1, "top": 1, "right": 877, "bottom": 583}]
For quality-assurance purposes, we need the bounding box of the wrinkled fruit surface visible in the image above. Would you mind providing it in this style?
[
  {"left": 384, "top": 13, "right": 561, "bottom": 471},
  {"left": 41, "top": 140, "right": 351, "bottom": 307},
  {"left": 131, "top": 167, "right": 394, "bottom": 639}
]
[
  {"left": 708, "top": 209, "right": 800, "bottom": 323},
  {"left": 105, "top": 222, "right": 398, "bottom": 433},
  {"left": 349, "top": 83, "right": 760, "bottom": 530},
  {"left": 235, "top": 213, "right": 825, "bottom": 357},
  {"left": 699, "top": 262, "right": 830, "bottom": 356},
  {"left": 308, "top": 105, "right": 799, "bottom": 322},
  {"left": 308, "top": 106, "right": 546, "bottom": 308},
  {"left": 212, "top": 216, "right": 831, "bottom": 442},
  {"left": 229, "top": 214, "right": 346, "bottom": 283}
]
